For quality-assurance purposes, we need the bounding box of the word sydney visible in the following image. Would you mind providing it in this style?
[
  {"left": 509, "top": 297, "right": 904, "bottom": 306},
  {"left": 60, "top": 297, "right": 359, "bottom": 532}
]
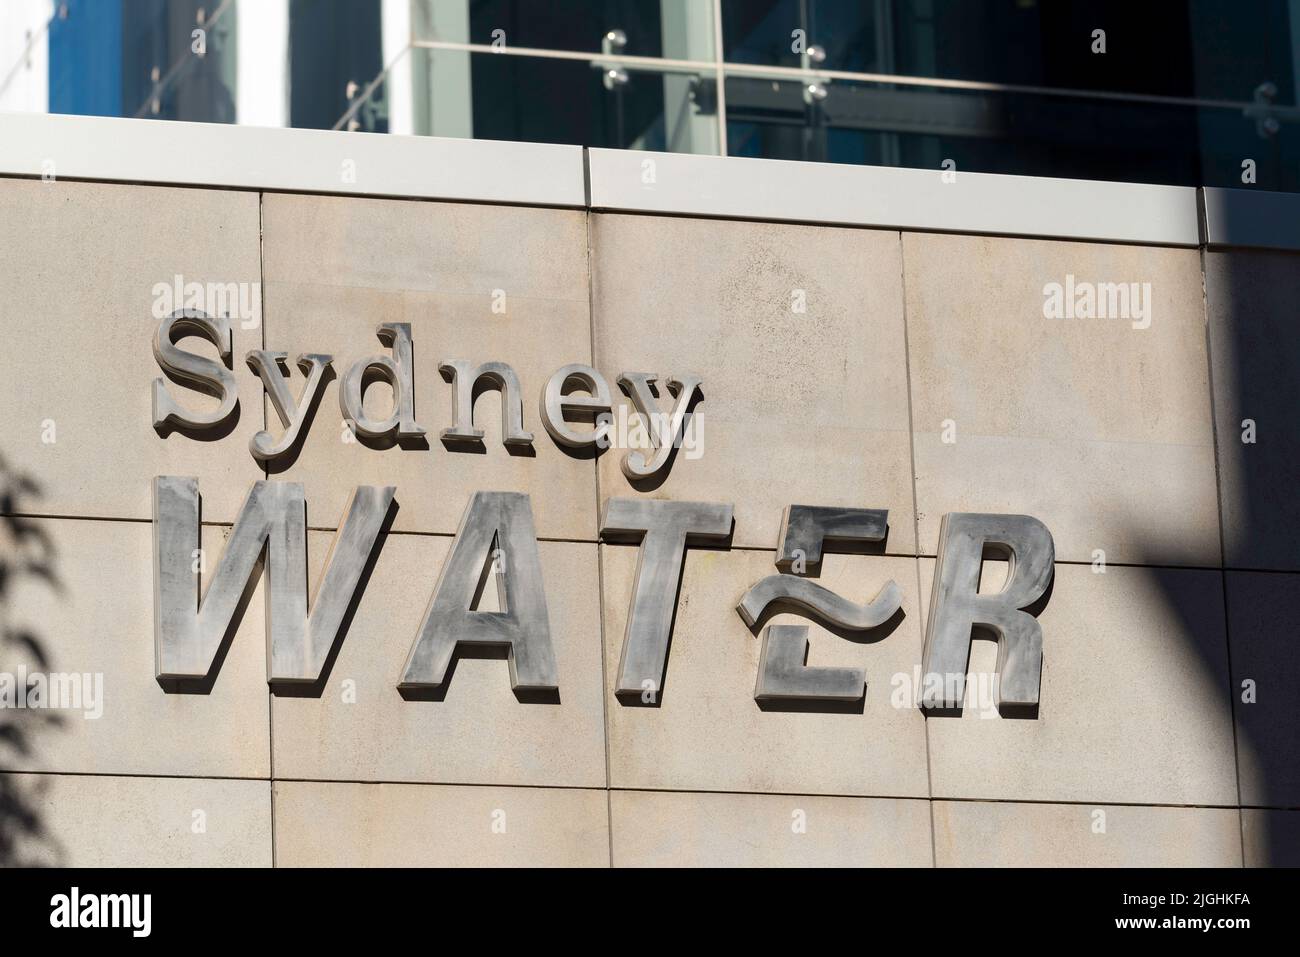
[{"left": 152, "top": 313, "right": 699, "bottom": 479}]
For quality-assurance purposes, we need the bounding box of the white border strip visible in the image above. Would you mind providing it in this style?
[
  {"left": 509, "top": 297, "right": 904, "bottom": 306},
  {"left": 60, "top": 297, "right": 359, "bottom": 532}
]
[
  {"left": 1202, "top": 186, "right": 1300, "bottom": 252},
  {"left": 0, "top": 111, "right": 586, "bottom": 207},
  {"left": 0, "top": 112, "right": 1224, "bottom": 246},
  {"left": 588, "top": 148, "right": 1201, "bottom": 246}
]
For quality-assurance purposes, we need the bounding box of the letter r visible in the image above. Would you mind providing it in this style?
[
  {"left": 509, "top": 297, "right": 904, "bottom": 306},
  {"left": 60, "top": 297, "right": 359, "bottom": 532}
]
[{"left": 921, "top": 513, "right": 1054, "bottom": 714}]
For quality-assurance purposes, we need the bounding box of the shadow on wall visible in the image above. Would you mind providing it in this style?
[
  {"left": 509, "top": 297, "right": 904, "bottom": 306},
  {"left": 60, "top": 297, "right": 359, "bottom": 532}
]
[
  {"left": 1192, "top": 249, "right": 1300, "bottom": 866},
  {"left": 1072, "top": 247, "right": 1299, "bottom": 866},
  {"left": 0, "top": 453, "right": 65, "bottom": 866}
]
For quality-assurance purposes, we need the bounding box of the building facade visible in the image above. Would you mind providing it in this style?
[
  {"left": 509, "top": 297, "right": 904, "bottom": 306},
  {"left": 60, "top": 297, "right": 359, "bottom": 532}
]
[
  {"left": 0, "top": 112, "right": 1296, "bottom": 866},
  {"left": 5, "top": 1, "right": 1300, "bottom": 189}
]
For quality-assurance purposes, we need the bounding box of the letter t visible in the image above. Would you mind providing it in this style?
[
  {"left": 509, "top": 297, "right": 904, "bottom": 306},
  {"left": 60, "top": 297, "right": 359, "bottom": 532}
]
[{"left": 600, "top": 498, "right": 733, "bottom": 701}]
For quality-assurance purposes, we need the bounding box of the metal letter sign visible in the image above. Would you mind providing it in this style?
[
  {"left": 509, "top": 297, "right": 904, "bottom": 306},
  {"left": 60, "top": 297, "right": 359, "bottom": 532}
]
[
  {"left": 153, "top": 477, "right": 394, "bottom": 683},
  {"left": 439, "top": 360, "right": 535, "bottom": 448},
  {"left": 152, "top": 312, "right": 238, "bottom": 433},
  {"left": 738, "top": 506, "right": 901, "bottom": 703},
  {"left": 338, "top": 322, "right": 426, "bottom": 440},
  {"left": 615, "top": 372, "right": 703, "bottom": 480},
  {"left": 246, "top": 351, "right": 333, "bottom": 462},
  {"left": 921, "top": 512, "right": 1054, "bottom": 714},
  {"left": 148, "top": 318, "right": 1057, "bottom": 715},
  {"left": 599, "top": 498, "right": 733, "bottom": 700},
  {"left": 540, "top": 364, "right": 613, "bottom": 449},
  {"left": 400, "top": 492, "right": 557, "bottom": 692},
  {"left": 776, "top": 505, "right": 889, "bottom": 571}
]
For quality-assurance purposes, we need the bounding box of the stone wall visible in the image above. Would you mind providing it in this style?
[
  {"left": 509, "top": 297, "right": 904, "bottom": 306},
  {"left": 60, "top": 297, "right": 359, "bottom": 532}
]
[{"left": 0, "top": 171, "right": 1294, "bottom": 867}]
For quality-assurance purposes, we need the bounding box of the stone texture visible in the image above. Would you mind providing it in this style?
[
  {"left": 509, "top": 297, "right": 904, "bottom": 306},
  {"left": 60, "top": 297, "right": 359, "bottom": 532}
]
[
  {"left": 904, "top": 232, "right": 1218, "bottom": 566},
  {"left": 611, "top": 790, "right": 931, "bottom": 867},
  {"left": 1226, "top": 571, "right": 1300, "bottom": 807},
  {"left": 602, "top": 547, "right": 929, "bottom": 797},
  {"left": 0, "top": 179, "right": 1276, "bottom": 869},
  {"left": 923, "top": 561, "right": 1238, "bottom": 806},
  {"left": 274, "top": 781, "right": 608, "bottom": 866},
  {"left": 934, "top": 800, "right": 1240, "bottom": 867},
  {"left": 0, "top": 518, "right": 270, "bottom": 778},
  {"left": 1204, "top": 250, "right": 1300, "bottom": 571},
  {"left": 271, "top": 534, "right": 605, "bottom": 788},
  {"left": 589, "top": 214, "right": 914, "bottom": 553},
  {"left": 1242, "top": 810, "right": 1300, "bottom": 867},
  {"left": 0, "top": 773, "right": 270, "bottom": 866},
  {"left": 260, "top": 193, "right": 597, "bottom": 540},
  {"left": 0, "top": 177, "right": 265, "bottom": 525}
]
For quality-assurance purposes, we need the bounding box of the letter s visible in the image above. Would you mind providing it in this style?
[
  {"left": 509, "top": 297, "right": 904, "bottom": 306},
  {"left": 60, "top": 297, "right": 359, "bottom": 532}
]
[{"left": 152, "top": 312, "right": 238, "bottom": 433}]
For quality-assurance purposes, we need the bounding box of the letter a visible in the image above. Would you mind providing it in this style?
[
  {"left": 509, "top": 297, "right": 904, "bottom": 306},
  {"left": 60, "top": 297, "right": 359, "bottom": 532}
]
[{"left": 400, "top": 492, "right": 557, "bottom": 692}]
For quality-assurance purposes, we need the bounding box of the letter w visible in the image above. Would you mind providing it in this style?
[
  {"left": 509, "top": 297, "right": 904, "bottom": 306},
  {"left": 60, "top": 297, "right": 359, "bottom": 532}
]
[{"left": 153, "top": 477, "right": 394, "bottom": 685}]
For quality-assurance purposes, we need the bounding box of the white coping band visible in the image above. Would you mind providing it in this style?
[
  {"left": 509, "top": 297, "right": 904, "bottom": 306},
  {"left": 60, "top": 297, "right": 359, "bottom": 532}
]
[
  {"left": 0, "top": 111, "right": 587, "bottom": 208},
  {"left": 7, "top": 110, "right": 1295, "bottom": 250},
  {"left": 588, "top": 148, "right": 1201, "bottom": 247}
]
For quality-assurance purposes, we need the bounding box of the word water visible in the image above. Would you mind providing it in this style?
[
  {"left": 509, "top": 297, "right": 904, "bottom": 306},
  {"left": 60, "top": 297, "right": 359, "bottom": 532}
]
[{"left": 154, "top": 481, "right": 1054, "bottom": 713}]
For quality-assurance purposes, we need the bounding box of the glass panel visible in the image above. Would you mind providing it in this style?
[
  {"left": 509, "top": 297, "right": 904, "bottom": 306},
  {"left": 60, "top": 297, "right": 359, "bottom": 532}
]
[
  {"left": 721, "top": 0, "right": 802, "bottom": 69},
  {"left": 347, "top": 46, "right": 720, "bottom": 153},
  {"left": 5, "top": 0, "right": 1300, "bottom": 191},
  {"left": 723, "top": 0, "right": 1298, "bottom": 105},
  {"left": 1197, "top": 104, "right": 1300, "bottom": 190},
  {"left": 0, "top": 1, "right": 56, "bottom": 114},
  {"left": 724, "top": 70, "right": 1300, "bottom": 189},
  {"left": 289, "top": 0, "right": 384, "bottom": 131},
  {"left": 43, "top": 0, "right": 238, "bottom": 122},
  {"left": 412, "top": 0, "right": 714, "bottom": 61}
]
